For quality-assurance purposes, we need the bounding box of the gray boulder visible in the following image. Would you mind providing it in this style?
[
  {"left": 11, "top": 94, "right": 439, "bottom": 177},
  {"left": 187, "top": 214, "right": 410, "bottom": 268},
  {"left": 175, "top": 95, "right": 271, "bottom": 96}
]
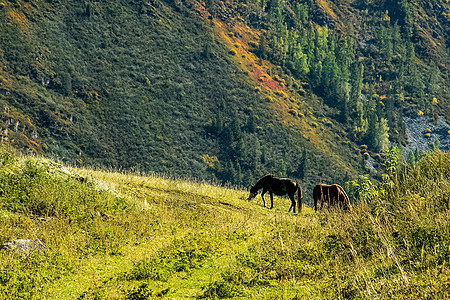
[{"left": 1, "top": 239, "right": 47, "bottom": 254}]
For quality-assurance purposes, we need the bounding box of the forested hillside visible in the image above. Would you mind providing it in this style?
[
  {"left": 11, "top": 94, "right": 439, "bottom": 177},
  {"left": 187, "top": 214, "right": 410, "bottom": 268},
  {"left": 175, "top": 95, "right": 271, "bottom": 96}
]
[{"left": 0, "top": 0, "right": 448, "bottom": 201}]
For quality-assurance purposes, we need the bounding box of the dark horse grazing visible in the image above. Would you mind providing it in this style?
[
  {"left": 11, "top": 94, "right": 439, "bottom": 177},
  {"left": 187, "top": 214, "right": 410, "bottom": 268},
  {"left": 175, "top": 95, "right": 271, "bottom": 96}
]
[
  {"left": 313, "top": 183, "right": 351, "bottom": 211},
  {"left": 247, "top": 174, "right": 302, "bottom": 213}
]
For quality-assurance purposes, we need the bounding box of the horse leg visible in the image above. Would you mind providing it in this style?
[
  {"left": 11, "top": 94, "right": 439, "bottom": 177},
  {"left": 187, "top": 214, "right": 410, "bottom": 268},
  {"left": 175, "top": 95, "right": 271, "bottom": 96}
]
[
  {"left": 269, "top": 191, "right": 274, "bottom": 209},
  {"left": 314, "top": 192, "right": 318, "bottom": 212},
  {"left": 261, "top": 190, "right": 267, "bottom": 207},
  {"left": 320, "top": 193, "right": 324, "bottom": 210},
  {"left": 288, "top": 193, "right": 295, "bottom": 213}
]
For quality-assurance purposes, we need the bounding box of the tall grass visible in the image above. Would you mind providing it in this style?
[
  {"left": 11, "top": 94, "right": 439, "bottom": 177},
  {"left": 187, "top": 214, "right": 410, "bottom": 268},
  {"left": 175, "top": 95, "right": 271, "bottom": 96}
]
[{"left": 0, "top": 146, "right": 449, "bottom": 299}]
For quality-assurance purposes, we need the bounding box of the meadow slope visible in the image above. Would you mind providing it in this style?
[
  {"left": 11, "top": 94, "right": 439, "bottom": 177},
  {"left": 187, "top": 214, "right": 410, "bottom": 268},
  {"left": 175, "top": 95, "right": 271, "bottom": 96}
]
[{"left": 0, "top": 147, "right": 449, "bottom": 299}]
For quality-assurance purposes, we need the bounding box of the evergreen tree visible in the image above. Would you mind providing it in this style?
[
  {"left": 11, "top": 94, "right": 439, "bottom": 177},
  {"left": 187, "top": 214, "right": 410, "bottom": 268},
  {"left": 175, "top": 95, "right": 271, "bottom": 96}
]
[
  {"left": 377, "top": 118, "right": 390, "bottom": 152},
  {"left": 279, "top": 158, "right": 287, "bottom": 178},
  {"left": 350, "top": 62, "right": 366, "bottom": 133},
  {"left": 407, "top": 150, "right": 415, "bottom": 165},
  {"left": 246, "top": 109, "right": 257, "bottom": 133},
  {"left": 296, "top": 149, "right": 307, "bottom": 179},
  {"left": 426, "top": 63, "right": 441, "bottom": 97},
  {"left": 259, "top": 35, "right": 268, "bottom": 60},
  {"left": 295, "top": 2, "right": 309, "bottom": 25},
  {"left": 366, "top": 109, "right": 378, "bottom": 150},
  {"left": 244, "top": 169, "right": 255, "bottom": 188},
  {"left": 235, "top": 162, "right": 243, "bottom": 185},
  {"left": 414, "top": 148, "right": 421, "bottom": 162},
  {"left": 336, "top": 79, "right": 350, "bottom": 122},
  {"left": 251, "top": 136, "right": 262, "bottom": 171},
  {"left": 321, "top": 39, "right": 339, "bottom": 101},
  {"left": 213, "top": 111, "right": 224, "bottom": 134}
]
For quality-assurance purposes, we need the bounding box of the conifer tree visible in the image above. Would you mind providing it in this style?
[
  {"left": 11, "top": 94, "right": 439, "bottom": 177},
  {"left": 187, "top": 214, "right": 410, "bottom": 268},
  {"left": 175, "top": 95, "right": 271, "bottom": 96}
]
[
  {"left": 295, "top": 2, "right": 309, "bottom": 25},
  {"left": 279, "top": 158, "right": 287, "bottom": 178},
  {"left": 350, "top": 62, "right": 366, "bottom": 133},
  {"left": 296, "top": 149, "right": 307, "bottom": 179},
  {"left": 407, "top": 150, "right": 415, "bottom": 165}
]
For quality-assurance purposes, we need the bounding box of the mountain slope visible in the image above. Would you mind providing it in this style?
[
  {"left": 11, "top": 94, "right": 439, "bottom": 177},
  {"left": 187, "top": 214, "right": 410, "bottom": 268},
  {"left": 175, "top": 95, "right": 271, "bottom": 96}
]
[
  {"left": 0, "top": 0, "right": 364, "bottom": 201},
  {"left": 0, "top": 0, "right": 448, "bottom": 201}
]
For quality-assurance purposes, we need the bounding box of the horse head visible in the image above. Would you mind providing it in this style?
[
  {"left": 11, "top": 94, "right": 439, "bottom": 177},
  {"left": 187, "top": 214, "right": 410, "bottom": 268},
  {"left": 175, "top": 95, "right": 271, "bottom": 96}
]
[{"left": 247, "top": 191, "right": 258, "bottom": 201}]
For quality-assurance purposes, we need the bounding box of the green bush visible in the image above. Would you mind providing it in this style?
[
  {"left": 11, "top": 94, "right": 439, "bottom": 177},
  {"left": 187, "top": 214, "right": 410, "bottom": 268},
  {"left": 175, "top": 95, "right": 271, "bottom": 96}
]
[
  {"left": 199, "top": 280, "right": 243, "bottom": 299},
  {"left": 0, "top": 148, "right": 127, "bottom": 221}
]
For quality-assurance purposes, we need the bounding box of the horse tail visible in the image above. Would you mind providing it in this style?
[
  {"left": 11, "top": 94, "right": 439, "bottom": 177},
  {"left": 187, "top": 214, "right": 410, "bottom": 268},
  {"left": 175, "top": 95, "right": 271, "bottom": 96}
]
[{"left": 297, "top": 183, "right": 302, "bottom": 213}]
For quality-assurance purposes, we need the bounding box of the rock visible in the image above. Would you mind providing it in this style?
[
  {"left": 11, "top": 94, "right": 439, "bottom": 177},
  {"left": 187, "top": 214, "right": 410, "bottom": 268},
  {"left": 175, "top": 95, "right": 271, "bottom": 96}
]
[
  {"left": 2, "top": 239, "right": 47, "bottom": 254},
  {"left": 404, "top": 116, "right": 450, "bottom": 158}
]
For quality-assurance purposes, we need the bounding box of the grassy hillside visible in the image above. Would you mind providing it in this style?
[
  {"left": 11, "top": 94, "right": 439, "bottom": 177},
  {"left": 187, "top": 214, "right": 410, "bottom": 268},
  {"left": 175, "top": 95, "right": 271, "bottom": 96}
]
[{"left": 0, "top": 147, "right": 449, "bottom": 299}]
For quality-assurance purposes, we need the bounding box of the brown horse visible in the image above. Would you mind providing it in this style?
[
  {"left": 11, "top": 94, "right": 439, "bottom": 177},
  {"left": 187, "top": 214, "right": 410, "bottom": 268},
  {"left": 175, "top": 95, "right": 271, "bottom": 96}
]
[
  {"left": 247, "top": 174, "right": 302, "bottom": 213},
  {"left": 313, "top": 183, "right": 351, "bottom": 211}
]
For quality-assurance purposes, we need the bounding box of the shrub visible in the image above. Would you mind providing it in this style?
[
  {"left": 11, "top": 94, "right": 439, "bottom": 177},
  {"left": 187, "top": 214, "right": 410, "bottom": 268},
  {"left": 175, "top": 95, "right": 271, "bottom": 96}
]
[
  {"left": 0, "top": 148, "right": 127, "bottom": 221},
  {"left": 199, "top": 280, "right": 243, "bottom": 299}
]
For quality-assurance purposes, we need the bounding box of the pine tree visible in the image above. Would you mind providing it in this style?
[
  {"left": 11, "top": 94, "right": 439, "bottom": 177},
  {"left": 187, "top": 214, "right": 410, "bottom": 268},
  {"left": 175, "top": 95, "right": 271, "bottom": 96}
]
[
  {"left": 321, "top": 40, "right": 339, "bottom": 101},
  {"left": 350, "top": 62, "right": 366, "bottom": 133},
  {"left": 258, "top": 35, "right": 267, "bottom": 59},
  {"left": 291, "top": 38, "right": 309, "bottom": 77},
  {"left": 377, "top": 118, "right": 390, "bottom": 152},
  {"left": 426, "top": 63, "right": 441, "bottom": 97},
  {"left": 295, "top": 2, "right": 309, "bottom": 25},
  {"left": 296, "top": 149, "right": 307, "bottom": 179},
  {"left": 279, "top": 158, "right": 287, "bottom": 178},
  {"left": 366, "top": 109, "right": 378, "bottom": 150},
  {"left": 336, "top": 79, "right": 350, "bottom": 122},
  {"left": 407, "top": 150, "right": 415, "bottom": 165}
]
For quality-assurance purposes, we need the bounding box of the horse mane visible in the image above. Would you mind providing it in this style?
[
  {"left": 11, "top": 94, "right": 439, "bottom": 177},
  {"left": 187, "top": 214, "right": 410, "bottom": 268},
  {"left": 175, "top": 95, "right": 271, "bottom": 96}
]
[{"left": 250, "top": 174, "right": 273, "bottom": 193}]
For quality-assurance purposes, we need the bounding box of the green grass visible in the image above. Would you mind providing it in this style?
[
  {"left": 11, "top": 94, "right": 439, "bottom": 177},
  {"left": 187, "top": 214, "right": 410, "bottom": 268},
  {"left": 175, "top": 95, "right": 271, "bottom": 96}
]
[{"left": 0, "top": 147, "right": 449, "bottom": 299}]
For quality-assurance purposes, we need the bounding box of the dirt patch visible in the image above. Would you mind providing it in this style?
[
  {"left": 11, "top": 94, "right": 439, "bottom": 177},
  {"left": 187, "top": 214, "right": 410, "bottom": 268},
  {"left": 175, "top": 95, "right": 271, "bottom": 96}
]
[{"left": 251, "top": 66, "right": 282, "bottom": 91}]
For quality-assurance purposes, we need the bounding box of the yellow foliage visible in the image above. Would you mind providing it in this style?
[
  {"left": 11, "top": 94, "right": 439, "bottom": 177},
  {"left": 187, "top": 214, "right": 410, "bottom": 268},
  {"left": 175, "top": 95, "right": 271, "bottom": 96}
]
[
  {"left": 317, "top": 0, "right": 337, "bottom": 20},
  {"left": 418, "top": 110, "right": 424, "bottom": 115},
  {"left": 201, "top": 154, "right": 219, "bottom": 169},
  {"left": 432, "top": 97, "right": 438, "bottom": 104},
  {"left": 277, "top": 90, "right": 288, "bottom": 98},
  {"left": 229, "top": 49, "right": 237, "bottom": 56}
]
